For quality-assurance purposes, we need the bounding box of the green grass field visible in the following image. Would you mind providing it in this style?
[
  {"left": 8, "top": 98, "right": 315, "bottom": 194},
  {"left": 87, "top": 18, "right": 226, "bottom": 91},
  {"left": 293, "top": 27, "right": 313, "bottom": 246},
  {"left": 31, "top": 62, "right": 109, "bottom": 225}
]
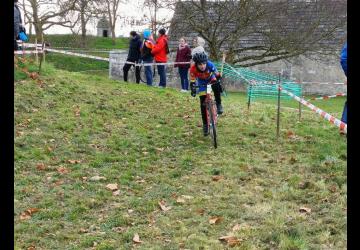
[{"left": 15, "top": 57, "right": 346, "bottom": 249}]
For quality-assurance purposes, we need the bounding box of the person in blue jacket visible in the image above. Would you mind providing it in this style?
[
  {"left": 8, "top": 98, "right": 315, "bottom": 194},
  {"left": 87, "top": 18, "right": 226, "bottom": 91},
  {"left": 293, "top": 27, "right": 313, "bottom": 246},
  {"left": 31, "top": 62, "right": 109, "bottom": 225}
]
[{"left": 340, "top": 42, "right": 347, "bottom": 129}]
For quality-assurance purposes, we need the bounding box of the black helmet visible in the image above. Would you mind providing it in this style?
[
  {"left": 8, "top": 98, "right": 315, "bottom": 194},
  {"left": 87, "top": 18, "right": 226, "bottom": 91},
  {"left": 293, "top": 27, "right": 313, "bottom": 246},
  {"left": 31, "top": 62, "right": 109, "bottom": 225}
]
[
  {"left": 192, "top": 52, "right": 208, "bottom": 64},
  {"left": 159, "top": 28, "right": 166, "bottom": 35}
]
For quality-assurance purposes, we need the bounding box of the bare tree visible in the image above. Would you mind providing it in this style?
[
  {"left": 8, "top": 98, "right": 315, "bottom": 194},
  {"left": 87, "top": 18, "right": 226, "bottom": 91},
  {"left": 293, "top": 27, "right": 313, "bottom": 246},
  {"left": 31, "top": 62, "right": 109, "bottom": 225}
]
[
  {"left": 169, "top": 0, "right": 347, "bottom": 66},
  {"left": 61, "top": 0, "right": 104, "bottom": 47},
  {"left": 21, "top": 0, "right": 77, "bottom": 41},
  {"left": 142, "top": 0, "right": 172, "bottom": 39},
  {"left": 98, "top": 0, "right": 126, "bottom": 45}
]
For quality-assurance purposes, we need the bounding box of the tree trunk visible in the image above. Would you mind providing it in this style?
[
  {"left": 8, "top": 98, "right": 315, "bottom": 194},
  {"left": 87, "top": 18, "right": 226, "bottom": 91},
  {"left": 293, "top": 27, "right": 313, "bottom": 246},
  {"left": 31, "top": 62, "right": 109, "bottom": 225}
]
[
  {"left": 111, "top": 25, "right": 116, "bottom": 45},
  {"left": 80, "top": 14, "right": 86, "bottom": 47}
]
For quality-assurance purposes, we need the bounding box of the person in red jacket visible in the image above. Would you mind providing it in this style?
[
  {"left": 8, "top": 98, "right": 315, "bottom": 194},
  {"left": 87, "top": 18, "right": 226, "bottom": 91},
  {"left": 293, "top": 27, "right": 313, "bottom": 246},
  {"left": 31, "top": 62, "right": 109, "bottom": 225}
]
[
  {"left": 151, "top": 28, "right": 169, "bottom": 88},
  {"left": 174, "top": 37, "right": 192, "bottom": 92}
]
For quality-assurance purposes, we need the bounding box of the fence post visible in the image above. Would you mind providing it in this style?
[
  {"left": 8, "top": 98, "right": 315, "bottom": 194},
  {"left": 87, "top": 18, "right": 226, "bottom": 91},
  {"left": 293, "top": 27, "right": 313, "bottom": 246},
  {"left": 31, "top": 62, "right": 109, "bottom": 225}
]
[
  {"left": 276, "top": 73, "right": 281, "bottom": 139},
  {"left": 35, "top": 38, "right": 38, "bottom": 64},
  {"left": 247, "top": 84, "right": 252, "bottom": 111}
]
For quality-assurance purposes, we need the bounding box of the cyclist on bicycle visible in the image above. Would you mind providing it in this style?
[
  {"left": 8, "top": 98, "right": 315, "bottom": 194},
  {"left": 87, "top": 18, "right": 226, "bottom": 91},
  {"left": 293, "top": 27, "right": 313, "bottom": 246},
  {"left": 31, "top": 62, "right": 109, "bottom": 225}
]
[{"left": 190, "top": 52, "right": 223, "bottom": 136}]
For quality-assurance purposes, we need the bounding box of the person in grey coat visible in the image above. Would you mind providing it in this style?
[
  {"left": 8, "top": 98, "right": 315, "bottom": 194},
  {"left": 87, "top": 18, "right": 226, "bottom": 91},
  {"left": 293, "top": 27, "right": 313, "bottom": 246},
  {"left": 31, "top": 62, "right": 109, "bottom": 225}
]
[{"left": 14, "top": 0, "right": 22, "bottom": 50}]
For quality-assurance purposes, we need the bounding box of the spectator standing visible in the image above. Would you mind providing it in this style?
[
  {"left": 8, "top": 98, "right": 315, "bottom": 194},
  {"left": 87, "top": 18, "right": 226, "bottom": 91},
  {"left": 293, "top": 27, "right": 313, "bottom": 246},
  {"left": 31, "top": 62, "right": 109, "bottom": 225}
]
[
  {"left": 140, "top": 30, "right": 155, "bottom": 86},
  {"left": 191, "top": 36, "right": 206, "bottom": 57},
  {"left": 151, "top": 28, "right": 169, "bottom": 88},
  {"left": 340, "top": 42, "right": 347, "bottom": 134},
  {"left": 123, "top": 31, "right": 142, "bottom": 83},
  {"left": 174, "top": 37, "right": 192, "bottom": 92},
  {"left": 14, "top": 0, "right": 22, "bottom": 51}
]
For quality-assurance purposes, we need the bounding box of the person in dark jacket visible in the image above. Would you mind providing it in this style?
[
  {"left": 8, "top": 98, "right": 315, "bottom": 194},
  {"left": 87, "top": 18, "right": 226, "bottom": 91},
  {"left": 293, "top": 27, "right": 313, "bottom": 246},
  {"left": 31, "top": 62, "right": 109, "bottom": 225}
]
[
  {"left": 140, "top": 29, "right": 155, "bottom": 86},
  {"left": 174, "top": 37, "right": 192, "bottom": 92},
  {"left": 340, "top": 42, "right": 347, "bottom": 133},
  {"left": 123, "top": 31, "right": 142, "bottom": 83},
  {"left": 151, "top": 28, "right": 169, "bottom": 88},
  {"left": 14, "top": 0, "right": 22, "bottom": 50}
]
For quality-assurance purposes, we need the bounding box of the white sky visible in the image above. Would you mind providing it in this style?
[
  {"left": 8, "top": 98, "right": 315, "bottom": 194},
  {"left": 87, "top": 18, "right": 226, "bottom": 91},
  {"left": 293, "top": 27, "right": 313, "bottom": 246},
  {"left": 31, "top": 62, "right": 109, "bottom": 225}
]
[{"left": 42, "top": 1, "right": 174, "bottom": 37}]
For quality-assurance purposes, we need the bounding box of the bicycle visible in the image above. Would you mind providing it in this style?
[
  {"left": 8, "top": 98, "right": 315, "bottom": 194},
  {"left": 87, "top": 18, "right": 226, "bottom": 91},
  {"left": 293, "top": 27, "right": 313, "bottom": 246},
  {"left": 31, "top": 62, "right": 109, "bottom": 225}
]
[
  {"left": 194, "top": 80, "right": 219, "bottom": 149},
  {"left": 138, "top": 61, "right": 157, "bottom": 84}
]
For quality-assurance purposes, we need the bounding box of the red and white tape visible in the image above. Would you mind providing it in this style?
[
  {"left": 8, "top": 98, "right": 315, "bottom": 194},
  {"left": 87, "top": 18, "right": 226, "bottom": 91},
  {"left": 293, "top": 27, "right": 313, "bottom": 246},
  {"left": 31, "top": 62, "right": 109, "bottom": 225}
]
[
  {"left": 280, "top": 87, "right": 347, "bottom": 134},
  {"left": 309, "top": 93, "right": 346, "bottom": 101},
  {"left": 14, "top": 50, "right": 44, "bottom": 55},
  {"left": 45, "top": 48, "right": 110, "bottom": 62}
]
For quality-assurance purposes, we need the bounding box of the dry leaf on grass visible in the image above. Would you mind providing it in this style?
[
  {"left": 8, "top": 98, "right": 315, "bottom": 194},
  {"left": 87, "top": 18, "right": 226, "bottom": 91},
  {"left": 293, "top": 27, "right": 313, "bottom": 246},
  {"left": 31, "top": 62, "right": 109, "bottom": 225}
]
[
  {"left": 209, "top": 216, "right": 223, "bottom": 225},
  {"left": 89, "top": 176, "right": 107, "bottom": 181},
  {"left": 232, "top": 224, "right": 242, "bottom": 232},
  {"left": 36, "top": 163, "right": 46, "bottom": 171},
  {"left": 299, "top": 206, "right": 311, "bottom": 213},
  {"left": 133, "top": 233, "right": 142, "bottom": 243},
  {"left": 106, "top": 183, "right": 118, "bottom": 191},
  {"left": 176, "top": 197, "right": 186, "bottom": 204},
  {"left": 68, "top": 159, "right": 81, "bottom": 164},
  {"left": 158, "top": 200, "right": 171, "bottom": 211},
  {"left": 57, "top": 166, "right": 69, "bottom": 174},
  {"left": 212, "top": 175, "right": 224, "bottom": 181},
  {"left": 219, "top": 235, "right": 241, "bottom": 247},
  {"left": 196, "top": 208, "right": 205, "bottom": 215},
  {"left": 27, "top": 246, "right": 36, "bottom": 250},
  {"left": 112, "top": 190, "right": 120, "bottom": 196},
  {"left": 20, "top": 208, "right": 40, "bottom": 220}
]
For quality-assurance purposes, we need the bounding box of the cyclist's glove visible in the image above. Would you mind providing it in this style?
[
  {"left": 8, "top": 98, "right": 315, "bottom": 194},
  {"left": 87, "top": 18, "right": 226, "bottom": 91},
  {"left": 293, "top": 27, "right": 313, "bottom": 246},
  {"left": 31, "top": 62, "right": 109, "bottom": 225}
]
[{"left": 190, "top": 82, "right": 196, "bottom": 97}]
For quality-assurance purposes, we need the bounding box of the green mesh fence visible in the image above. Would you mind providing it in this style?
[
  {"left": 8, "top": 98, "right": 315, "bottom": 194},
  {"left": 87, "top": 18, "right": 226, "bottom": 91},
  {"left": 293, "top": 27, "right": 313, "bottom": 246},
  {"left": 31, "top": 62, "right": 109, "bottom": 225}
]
[{"left": 213, "top": 61, "right": 302, "bottom": 100}]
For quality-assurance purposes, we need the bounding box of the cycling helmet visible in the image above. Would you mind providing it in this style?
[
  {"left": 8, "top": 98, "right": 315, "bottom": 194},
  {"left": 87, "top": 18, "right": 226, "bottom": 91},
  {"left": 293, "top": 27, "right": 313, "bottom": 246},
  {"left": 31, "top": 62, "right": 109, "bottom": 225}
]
[{"left": 192, "top": 52, "right": 208, "bottom": 64}]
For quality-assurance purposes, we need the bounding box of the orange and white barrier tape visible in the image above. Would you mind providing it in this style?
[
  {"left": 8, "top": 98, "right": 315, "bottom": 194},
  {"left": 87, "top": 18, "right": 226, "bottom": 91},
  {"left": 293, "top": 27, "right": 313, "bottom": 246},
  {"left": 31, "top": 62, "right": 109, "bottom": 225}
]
[
  {"left": 309, "top": 93, "right": 346, "bottom": 101},
  {"left": 280, "top": 87, "right": 347, "bottom": 133}
]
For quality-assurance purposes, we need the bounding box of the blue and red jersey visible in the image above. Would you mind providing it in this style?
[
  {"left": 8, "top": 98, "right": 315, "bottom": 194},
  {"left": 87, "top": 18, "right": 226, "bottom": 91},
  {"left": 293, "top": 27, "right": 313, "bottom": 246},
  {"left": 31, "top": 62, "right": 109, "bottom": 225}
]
[{"left": 190, "top": 60, "right": 220, "bottom": 95}]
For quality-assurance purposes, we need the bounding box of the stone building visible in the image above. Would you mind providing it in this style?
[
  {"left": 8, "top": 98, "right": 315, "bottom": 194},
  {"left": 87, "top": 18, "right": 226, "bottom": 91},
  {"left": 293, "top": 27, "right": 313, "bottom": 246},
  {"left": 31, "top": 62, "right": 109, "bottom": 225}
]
[
  {"left": 97, "top": 16, "right": 112, "bottom": 37},
  {"left": 167, "top": 0, "right": 347, "bottom": 87}
]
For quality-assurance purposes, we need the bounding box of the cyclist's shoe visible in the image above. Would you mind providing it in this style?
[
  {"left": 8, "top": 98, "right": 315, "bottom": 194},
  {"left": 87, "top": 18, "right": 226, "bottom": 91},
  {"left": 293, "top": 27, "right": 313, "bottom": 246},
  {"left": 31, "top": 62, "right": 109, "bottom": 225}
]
[
  {"left": 216, "top": 103, "right": 224, "bottom": 115},
  {"left": 203, "top": 124, "right": 209, "bottom": 136}
]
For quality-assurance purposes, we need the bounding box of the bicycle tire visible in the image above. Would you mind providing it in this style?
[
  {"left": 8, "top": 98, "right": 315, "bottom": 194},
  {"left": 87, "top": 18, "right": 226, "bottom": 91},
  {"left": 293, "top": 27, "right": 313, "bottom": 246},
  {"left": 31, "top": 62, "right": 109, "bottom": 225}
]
[
  {"left": 139, "top": 65, "right": 147, "bottom": 84},
  {"left": 207, "top": 101, "right": 218, "bottom": 149}
]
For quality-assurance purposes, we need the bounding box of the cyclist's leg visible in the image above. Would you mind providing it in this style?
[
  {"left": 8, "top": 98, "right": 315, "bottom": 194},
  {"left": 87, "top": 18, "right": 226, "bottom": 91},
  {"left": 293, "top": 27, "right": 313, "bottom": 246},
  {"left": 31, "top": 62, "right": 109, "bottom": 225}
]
[
  {"left": 211, "top": 81, "right": 222, "bottom": 105},
  {"left": 200, "top": 95, "right": 209, "bottom": 136}
]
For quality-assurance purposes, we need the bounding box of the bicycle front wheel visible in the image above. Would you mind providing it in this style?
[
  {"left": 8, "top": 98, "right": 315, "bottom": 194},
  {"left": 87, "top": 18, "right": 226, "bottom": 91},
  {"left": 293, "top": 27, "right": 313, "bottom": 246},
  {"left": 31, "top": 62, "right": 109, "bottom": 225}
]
[{"left": 207, "top": 101, "right": 218, "bottom": 149}]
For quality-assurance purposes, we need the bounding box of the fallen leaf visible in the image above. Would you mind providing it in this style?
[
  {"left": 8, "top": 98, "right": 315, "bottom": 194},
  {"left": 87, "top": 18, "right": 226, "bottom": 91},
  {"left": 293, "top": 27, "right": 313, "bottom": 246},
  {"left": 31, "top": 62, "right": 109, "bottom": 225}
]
[
  {"left": 16, "top": 131, "right": 24, "bottom": 137},
  {"left": 27, "top": 246, "right": 36, "bottom": 250},
  {"left": 36, "top": 163, "right": 46, "bottom": 171},
  {"left": 209, "top": 216, "right": 223, "bottom": 225},
  {"left": 89, "top": 176, "right": 107, "bottom": 181},
  {"left": 176, "top": 197, "right": 186, "bottom": 204},
  {"left": 181, "top": 195, "right": 194, "bottom": 200},
  {"left": 289, "top": 156, "right": 297, "bottom": 164},
  {"left": 158, "top": 200, "right": 171, "bottom": 211},
  {"left": 133, "top": 233, "right": 142, "bottom": 243},
  {"left": 57, "top": 166, "right": 69, "bottom": 174},
  {"left": 112, "top": 227, "right": 126, "bottom": 233},
  {"left": 212, "top": 175, "right": 224, "bottom": 181},
  {"left": 156, "top": 147, "right": 165, "bottom": 152},
  {"left": 286, "top": 130, "right": 295, "bottom": 138},
  {"left": 219, "top": 235, "right": 241, "bottom": 247},
  {"left": 68, "top": 159, "right": 81, "bottom": 164},
  {"left": 20, "top": 208, "right": 40, "bottom": 220},
  {"left": 299, "top": 206, "right": 311, "bottom": 213},
  {"left": 232, "top": 224, "right": 242, "bottom": 232},
  {"left": 196, "top": 208, "right": 205, "bottom": 215},
  {"left": 329, "top": 185, "right": 337, "bottom": 193},
  {"left": 106, "top": 183, "right": 118, "bottom": 191},
  {"left": 112, "top": 190, "right": 120, "bottom": 196},
  {"left": 54, "top": 180, "right": 64, "bottom": 186}
]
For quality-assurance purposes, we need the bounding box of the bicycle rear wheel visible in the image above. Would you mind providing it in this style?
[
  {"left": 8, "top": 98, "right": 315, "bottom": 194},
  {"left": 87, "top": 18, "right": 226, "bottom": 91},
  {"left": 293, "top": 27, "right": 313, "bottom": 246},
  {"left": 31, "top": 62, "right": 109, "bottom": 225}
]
[{"left": 207, "top": 101, "right": 218, "bottom": 149}]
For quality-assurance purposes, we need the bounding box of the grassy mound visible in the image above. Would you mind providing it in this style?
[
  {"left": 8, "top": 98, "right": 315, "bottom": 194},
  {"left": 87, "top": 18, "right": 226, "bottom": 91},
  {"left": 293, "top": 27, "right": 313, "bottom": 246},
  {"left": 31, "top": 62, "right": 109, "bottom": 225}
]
[{"left": 15, "top": 58, "right": 346, "bottom": 249}]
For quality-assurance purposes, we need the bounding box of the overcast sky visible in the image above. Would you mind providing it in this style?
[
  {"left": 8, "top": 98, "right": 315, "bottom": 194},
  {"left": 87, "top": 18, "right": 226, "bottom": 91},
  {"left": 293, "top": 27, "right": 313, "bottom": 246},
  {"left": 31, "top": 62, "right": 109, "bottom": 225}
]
[{"left": 42, "top": 1, "right": 174, "bottom": 37}]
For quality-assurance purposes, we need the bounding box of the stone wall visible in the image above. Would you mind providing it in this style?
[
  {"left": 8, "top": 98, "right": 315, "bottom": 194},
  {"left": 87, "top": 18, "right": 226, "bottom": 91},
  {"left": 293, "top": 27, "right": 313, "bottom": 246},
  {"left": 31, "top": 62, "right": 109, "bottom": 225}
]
[{"left": 109, "top": 51, "right": 347, "bottom": 95}]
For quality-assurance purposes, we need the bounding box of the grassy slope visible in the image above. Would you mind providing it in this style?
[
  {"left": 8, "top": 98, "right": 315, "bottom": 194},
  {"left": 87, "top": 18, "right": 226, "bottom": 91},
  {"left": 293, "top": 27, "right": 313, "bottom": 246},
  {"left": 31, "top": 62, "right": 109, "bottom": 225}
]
[
  {"left": 29, "top": 34, "right": 128, "bottom": 73},
  {"left": 15, "top": 59, "right": 346, "bottom": 249}
]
